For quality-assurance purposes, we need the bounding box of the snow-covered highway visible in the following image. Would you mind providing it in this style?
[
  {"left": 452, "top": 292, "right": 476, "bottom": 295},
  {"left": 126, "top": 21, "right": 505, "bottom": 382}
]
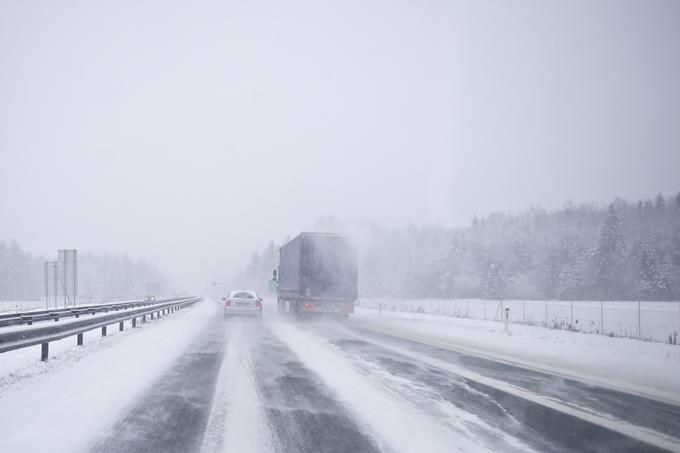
[{"left": 1, "top": 298, "right": 679, "bottom": 453}]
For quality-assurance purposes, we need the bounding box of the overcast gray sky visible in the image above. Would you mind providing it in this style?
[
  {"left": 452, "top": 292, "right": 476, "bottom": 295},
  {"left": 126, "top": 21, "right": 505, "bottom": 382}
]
[{"left": 1, "top": 0, "right": 679, "bottom": 290}]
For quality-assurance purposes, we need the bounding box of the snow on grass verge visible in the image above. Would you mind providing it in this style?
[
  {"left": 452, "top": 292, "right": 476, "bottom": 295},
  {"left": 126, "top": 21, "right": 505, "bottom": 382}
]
[
  {"left": 353, "top": 307, "right": 680, "bottom": 404},
  {"left": 0, "top": 298, "right": 215, "bottom": 453}
]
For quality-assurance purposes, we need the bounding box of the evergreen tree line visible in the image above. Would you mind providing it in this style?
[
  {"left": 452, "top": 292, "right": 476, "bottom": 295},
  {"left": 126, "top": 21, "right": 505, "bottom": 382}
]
[
  {"left": 0, "top": 240, "right": 168, "bottom": 301},
  {"left": 241, "top": 192, "right": 680, "bottom": 301}
]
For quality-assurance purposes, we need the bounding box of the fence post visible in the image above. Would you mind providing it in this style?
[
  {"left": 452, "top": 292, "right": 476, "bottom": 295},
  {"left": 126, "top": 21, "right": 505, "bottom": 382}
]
[
  {"left": 600, "top": 301, "right": 604, "bottom": 334},
  {"left": 638, "top": 301, "right": 641, "bottom": 339},
  {"left": 504, "top": 307, "right": 510, "bottom": 332},
  {"left": 544, "top": 301, "right": 547, "bottom": 327},
  {"left": 570, "top": 301, "right": 573, "bottom": 328}
]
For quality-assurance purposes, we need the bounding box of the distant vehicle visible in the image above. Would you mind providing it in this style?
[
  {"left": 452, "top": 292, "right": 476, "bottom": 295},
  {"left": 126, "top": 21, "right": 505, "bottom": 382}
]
[
  {"left": 222, "top": 290, "right": 263, "bottom": 319},
  {"left": 145, "top": 295, "right": 156, "bottom": 301},
  {"left": 273, "top": 232, "right": 357, "bottom": 319}
]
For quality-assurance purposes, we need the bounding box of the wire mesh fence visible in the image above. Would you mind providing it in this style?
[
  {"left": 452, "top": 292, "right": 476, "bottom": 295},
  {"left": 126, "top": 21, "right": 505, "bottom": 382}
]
[{"left": 360, "top": 298, "right": 680, "bottom": 344}]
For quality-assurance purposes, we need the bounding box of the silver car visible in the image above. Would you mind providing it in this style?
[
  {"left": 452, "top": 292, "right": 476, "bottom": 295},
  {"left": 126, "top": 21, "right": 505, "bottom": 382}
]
[{"left": 222, "top": 290, "right": 263, "bottom": 319}]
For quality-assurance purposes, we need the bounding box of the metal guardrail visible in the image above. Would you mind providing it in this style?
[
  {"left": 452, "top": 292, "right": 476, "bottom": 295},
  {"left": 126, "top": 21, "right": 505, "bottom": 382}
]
[
  {"left": 0, "top": 296, "right": 202, "bottom": 361},
  {"left": 0, "top": 297, "right": 189, "bottom": 328}
]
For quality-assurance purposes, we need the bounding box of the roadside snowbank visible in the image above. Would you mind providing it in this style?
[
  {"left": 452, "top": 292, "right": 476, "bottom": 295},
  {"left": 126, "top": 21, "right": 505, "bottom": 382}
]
[
  {"left": 353, "top": 307, "right": 680, "bottom": 403},
  {"left": 0, "top": 299, "right": 215, "bottom": 453}
]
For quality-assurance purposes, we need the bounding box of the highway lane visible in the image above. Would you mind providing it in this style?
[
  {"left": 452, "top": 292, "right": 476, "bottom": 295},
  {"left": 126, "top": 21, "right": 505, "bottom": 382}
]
[
  {"left": 91, "top": 312, "right": 228, "bottom": 453},
  {"left": 87, "top": 308, "right": 680, "bottom": 453},
  {"left": 343, "top": 324, "right": 680, "bottom": 440},
  {"left": 91, "top": 315, "right": 381, "bottom": 453},
  {"left": 251, "top": 329, "right": 383, "bottom": 453},
  {"left": 304, "top": 321, "right": 676, "bottom": 453}
]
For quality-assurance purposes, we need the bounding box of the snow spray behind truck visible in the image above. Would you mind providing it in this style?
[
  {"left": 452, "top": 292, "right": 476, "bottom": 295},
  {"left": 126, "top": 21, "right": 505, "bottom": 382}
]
[{"left": 273, "top": 232, "right": 358, "bottom": 318}]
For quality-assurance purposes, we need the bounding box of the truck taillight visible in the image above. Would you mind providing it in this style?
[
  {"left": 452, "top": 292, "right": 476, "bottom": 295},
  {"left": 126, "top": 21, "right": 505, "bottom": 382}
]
[
  {"left": 303, "top": 302, "right": 312, "bottom": 310},
  {"left": 224, "top": 299, "right": 231, "bottom": 307},
  {"left": 256, "top": 299, "right": 262, "bottom": 308}
]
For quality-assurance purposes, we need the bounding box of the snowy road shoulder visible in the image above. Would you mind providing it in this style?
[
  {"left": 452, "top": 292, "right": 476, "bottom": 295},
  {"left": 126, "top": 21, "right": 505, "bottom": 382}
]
[{"left": 0, "top": 298, "right": 215, "bottom": 453}]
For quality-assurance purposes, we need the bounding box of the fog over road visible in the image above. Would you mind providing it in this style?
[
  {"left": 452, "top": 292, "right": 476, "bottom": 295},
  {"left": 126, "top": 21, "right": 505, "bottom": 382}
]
[{"left": 88, "top": 301, "right": 680, "bottom": 453}]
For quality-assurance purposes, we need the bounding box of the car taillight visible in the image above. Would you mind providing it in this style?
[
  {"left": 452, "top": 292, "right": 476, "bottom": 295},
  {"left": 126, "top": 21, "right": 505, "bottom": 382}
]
[
  {"left": 256, "top": 299, "right": 262, "bottom": 308},
  {"left": 224, "top": 299, "right": 231, "bottom": 307},
  {"left": 303, "top": 302, "right": 312, "bottom": 310}
]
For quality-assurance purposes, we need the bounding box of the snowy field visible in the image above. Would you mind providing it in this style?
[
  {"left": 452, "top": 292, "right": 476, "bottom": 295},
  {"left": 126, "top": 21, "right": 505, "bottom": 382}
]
[
  {"left": 0, "top": 298, "right": 146, "bottom": 313},
  {"left": 0, "top": 300, "right": 46, "bottom": 312},
  {"left": 359, "top": 298, "right": 680, "bottom": 343}
]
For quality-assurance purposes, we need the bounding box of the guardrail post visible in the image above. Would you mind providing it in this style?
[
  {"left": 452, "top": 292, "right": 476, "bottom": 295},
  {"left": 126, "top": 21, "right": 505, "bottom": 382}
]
[
  {"left": 142, "top": 314, "right": 147, "bottom": 323},
  {"left": 54, "top": 316, "right": 59, "bottom": 322},
  {"left": 77, "top": 333, "right": 83, "bottom": 346},
  {"left": 132, "top": 317, "right": 137, "bottom": 328},
  {"left": 101, "top": 326, "right": 107, "bottom": 337},
  {"left": 41, "top": 343, "right": 49, "bottom": 361},
  {"left": 119, "top": 321, "right": 124, "bottom": 332}
]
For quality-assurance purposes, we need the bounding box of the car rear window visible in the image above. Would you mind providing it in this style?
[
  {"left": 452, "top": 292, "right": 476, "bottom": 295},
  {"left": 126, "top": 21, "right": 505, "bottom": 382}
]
[{"left": 233, "top": 292, "right": 254, "bottom": 299}]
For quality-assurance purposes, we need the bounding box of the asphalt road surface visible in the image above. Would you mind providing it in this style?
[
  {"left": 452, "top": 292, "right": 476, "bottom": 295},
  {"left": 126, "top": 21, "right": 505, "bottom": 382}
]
[{"left": 90, "top": 307, "right": 680, "bottom": 453}]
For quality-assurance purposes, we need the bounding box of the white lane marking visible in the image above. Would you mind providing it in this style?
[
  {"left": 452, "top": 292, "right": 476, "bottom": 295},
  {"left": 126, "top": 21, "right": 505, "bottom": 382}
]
[{"left": 346, "top": 324, "right": 680, "bottom": 453}]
